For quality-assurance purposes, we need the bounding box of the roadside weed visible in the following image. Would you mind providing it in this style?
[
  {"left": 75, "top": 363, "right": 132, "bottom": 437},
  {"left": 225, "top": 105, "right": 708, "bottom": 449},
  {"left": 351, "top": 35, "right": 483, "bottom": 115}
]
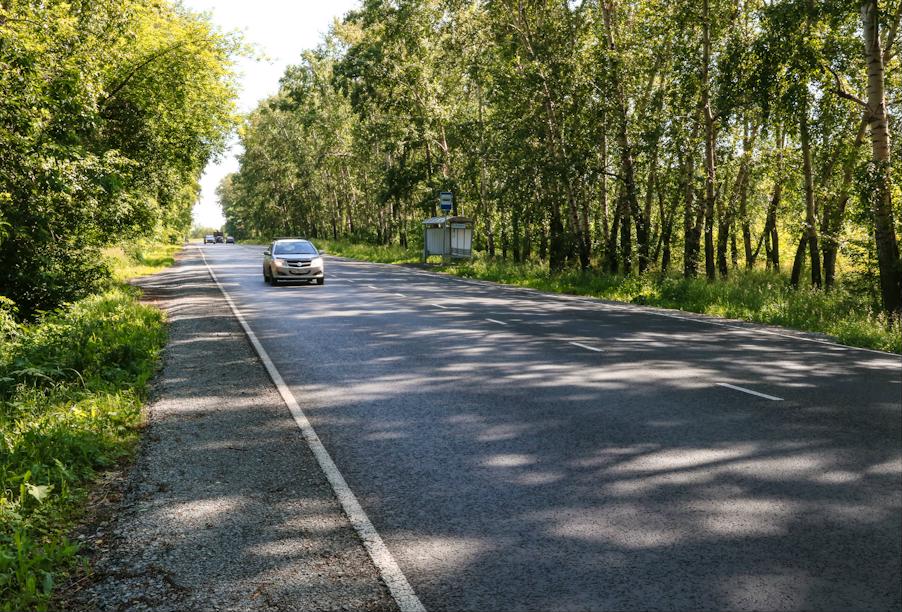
[{"left": 0, "top": 271, "right": 168, "bottom": 609}]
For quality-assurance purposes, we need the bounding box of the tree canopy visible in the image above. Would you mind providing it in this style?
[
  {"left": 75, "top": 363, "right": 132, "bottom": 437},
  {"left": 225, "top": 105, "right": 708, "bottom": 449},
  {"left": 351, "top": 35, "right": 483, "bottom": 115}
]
[
  {"left": 0, "top": 0, "right": 240, "bottom": 316},
  {"left": 220, "top": 0, "right": 897, "bottom": 318}
]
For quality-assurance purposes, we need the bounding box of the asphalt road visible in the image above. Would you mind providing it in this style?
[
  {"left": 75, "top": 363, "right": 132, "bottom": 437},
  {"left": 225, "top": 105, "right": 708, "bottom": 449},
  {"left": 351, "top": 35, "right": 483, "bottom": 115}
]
[{"left": 200, "top": 243, "right": 901, "bottom": 611}]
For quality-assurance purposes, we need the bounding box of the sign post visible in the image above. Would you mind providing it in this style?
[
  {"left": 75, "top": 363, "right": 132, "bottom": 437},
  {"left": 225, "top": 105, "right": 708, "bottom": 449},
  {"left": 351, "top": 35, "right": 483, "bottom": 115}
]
[{"left": 439, "top": 191, "right": 453, "bottom": 214}]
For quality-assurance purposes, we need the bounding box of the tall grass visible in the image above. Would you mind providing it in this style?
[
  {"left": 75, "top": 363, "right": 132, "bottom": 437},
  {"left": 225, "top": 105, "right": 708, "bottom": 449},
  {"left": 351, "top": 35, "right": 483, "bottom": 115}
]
[
  {"left": 316, "top": 241, "right": 900, "bottom": 353},
  {"left": 316, "top": 238, "right": 421, "bottom": 264},
  {"left": 0, "top": 244, "right": 175, "bottom": 610},
  {"left": 102, "top": 241, "right": 182, "bottom": 282}
]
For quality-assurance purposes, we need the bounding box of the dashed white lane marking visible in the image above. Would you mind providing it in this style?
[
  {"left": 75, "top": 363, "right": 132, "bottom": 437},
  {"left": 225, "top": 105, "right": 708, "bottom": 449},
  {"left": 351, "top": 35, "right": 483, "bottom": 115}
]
[
  {"left": 569, "top": 341, "right": 604, "bottom": 353},
  {"left": 486, "top": 318, "right": 507, "bottom": 326},
  {"left": 329, "top": 255, "right": 899, "bottom": 359},
  {"left": 367, "top": 284, "right": 379, "bottom": 290},
  {"left": 431, "top": 303, "right": 448, "bottom": 309},
  {"left": 394, "top": 293, "right": 407, "bottom": 298},
  {"left": 716, "top": 382, "right": 784, "bottom": 401},
  {"left": 200, "top": 249, "right": 425, "bottom": 612}
]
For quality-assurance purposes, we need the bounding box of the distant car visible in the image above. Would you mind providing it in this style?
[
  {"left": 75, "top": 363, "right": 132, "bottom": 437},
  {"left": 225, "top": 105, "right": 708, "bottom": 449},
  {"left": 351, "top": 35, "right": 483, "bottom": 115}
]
[
  {"left": 262, "top": 239, "right": 325, "bottom": 286},
  {"left": 225, "top": 236, "right": 235, "bottom": 244},
  {"left": 204, "top": 234, "right": 215, "bottom": 244},
  {"left": 215, "top": 235, "right": 224, "bottom": 243}
]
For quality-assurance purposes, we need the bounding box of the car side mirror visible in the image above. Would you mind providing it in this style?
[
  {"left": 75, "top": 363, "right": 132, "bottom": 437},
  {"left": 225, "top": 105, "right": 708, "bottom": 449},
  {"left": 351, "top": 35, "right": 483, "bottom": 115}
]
[
  {"left": 263, "top": 250, "right": 271, "bottom": 256},
  {"left": 318, "top": 250, "right": 327, "bottom": 255}
]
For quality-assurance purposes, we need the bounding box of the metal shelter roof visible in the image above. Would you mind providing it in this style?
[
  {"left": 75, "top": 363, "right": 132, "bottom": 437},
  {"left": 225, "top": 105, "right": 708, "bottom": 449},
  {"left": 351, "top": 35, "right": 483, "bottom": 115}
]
[{"left": 422, "top": 216, "right": 473, "bottom": 226}]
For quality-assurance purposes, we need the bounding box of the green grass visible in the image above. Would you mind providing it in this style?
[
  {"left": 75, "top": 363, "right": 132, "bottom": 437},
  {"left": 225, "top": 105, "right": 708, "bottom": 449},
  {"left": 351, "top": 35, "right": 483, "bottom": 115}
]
[
  {"left": 307, "top": 238, "right": 422, "bottom": 264},
  {"left": 103, "top": 242, "right": 182, "bottom": 282},
  {"left": 316, "top": 241, "right": 900, "bottom": 353},
  {"left": 0, "top": 244, "right": 175, "bottom": 610}
]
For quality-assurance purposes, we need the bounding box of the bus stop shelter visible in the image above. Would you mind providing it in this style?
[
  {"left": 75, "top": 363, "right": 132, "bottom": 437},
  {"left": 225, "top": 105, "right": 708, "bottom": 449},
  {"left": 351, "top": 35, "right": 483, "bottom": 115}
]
[{"left": 422, "top": 216, "right": 473, "bottom": 263}]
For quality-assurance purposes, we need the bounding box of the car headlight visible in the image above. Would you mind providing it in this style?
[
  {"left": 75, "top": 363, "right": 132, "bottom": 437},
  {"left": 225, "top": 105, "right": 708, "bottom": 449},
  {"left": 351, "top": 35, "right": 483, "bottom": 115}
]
[
  {"left": 273, "top": 258, "right": 286, "bottom": 267},
  {"left": 311, "top": 257, "right": 323, "bottom": 267}
]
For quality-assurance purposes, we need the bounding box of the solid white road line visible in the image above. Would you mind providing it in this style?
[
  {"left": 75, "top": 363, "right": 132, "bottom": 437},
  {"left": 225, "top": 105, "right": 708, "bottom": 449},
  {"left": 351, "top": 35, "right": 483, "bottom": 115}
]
[
  {"left": 569, "top": 341, "right": 604, "bottom": 353},
  {"left": 716, "top": 382, "right": 784, "bottom": 401},
  {"left": 486, "top": 318, "right": 507, "bottom": 326},
  {"left": 200, "top": 249, "right": 426, "bottom": 612}
]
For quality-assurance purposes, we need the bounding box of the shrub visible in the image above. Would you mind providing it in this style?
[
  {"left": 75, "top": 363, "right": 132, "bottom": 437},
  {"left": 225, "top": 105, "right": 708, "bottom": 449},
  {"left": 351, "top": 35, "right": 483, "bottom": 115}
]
[{"left": 0, "top": 288, "right": 166, "bottom": 611}]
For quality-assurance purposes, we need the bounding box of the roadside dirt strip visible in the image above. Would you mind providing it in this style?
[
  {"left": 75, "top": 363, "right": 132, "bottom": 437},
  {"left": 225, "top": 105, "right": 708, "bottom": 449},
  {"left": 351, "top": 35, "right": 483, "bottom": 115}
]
[{"left": 64, "top": 249, "right": 397, "bottom": 612}]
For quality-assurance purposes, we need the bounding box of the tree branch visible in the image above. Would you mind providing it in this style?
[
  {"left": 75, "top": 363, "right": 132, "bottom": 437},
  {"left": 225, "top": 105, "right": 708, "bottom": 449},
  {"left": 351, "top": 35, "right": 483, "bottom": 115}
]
[
  {"left": 99, "top": 38, "right": 197, "bottom": 111},
  {"left": 883, "top": 0, "right": 902, "bottom": 65},
  {"left": 825, "top": 64, "right": 869, "bottom": 109}
]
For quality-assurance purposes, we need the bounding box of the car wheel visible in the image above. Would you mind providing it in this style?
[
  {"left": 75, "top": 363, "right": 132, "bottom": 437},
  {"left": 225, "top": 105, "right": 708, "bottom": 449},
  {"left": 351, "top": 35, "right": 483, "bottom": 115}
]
[{"left": 316, "top": 277, "right": 325, "bottom": 286}]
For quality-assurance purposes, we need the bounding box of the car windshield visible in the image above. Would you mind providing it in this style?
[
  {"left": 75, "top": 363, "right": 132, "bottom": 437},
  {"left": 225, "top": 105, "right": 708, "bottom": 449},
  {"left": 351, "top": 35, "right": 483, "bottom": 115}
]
[{"left": 273, "top": 241, "right": 317, "bottom": 255}]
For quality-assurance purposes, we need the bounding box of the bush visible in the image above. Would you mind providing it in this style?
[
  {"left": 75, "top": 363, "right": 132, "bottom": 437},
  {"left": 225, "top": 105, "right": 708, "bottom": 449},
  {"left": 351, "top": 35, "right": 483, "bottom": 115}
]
[
  {"left": 0, "top": 240, "right": 110, "bottom": 320},
  {"left": 0, "top": 288, "right": 166, "bottom": 611}
]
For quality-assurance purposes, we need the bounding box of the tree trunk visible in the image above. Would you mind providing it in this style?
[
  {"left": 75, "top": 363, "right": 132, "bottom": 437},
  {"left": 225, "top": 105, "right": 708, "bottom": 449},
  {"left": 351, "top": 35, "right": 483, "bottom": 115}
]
[
  {"left": 683, "top": 148, "right": 701, "bottom": 277},
  {"left": 549, "top": 198, "right": 566, "bottom": 270},
  {"left": 822, "top": 116, "right": 867, "bottom": 288},
  {"left": 597, "top": 113, "right": 610, "bottom": 261},
  {"left": 790, "top": 234, "right": 808, "bottom": 287},
  {"left": 799, "top": 91, "right": 822, "bottom": 288},
  {"left": 739, "top": 122, "right": 753, "bottom": 267},
  {"left": 765, "top": 128, "right": 784, "bottom": 271},
  {"left": 512, "top": 208, "right": 522, "bottom": 262},
  {"left": 603, "top": 1, "right": 640, "bottom": 275},
  {"left": 660, "top": 192, "right": 675, "bottom": 275},
  {"left": 620, "top": 197, "right": 633, "bottom": 275},
  {"left": 476, "top": 76, "right": 494, "bottom": 257},
  {"left": 862, "top": 0, "right": 902, "bottom": 313},
  {"left": 579, "top": 183, "right": 592, "bottom": 269},
  {"left": 701, "top": 0, "right": 717, "bottom": 281},
  {"left": 638, "top": 143, "right": 658, "bottom": 273},
  {"left": 606, "top": 202, "right": 621, "bottom": 274}
]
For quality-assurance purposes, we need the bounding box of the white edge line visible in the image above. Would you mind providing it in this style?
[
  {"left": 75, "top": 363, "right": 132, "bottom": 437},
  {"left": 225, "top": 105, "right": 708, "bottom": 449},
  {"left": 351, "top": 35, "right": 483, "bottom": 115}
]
[
  {"left": 199, "top": 249, "right": 426, "bottom": 612},
  {"left": 569, "top": 341, "right": 604, "bottom": 353},
  {"left": 485, "top": 318, "right": 507, "bottom": 325},
  {"left": 716, "top": 382, "right": 784, "bottom": 402}
]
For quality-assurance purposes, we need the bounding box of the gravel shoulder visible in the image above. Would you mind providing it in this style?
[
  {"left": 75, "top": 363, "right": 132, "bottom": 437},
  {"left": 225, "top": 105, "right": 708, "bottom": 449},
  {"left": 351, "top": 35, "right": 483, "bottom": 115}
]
[{"left": 61, "top": 248, "right": 397, "bottom": 612}]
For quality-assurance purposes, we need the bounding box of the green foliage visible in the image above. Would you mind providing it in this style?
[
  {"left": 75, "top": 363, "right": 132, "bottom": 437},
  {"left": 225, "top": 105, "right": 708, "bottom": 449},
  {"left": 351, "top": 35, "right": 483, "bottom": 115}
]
[
  {"left": 103, "top": 242, "right": 182, "bottom": 282},
  {"left": 0, "top": 0, "right": 240, "bottom": 317},
  {"left": 221, "top": 0, "right": 900, "bottom": 323},
  {"left": 316, "top": 239, "right": 420, "bottom": 264},
  {"left": 0, "top": 287, "right": 166, "bottom": 611}
]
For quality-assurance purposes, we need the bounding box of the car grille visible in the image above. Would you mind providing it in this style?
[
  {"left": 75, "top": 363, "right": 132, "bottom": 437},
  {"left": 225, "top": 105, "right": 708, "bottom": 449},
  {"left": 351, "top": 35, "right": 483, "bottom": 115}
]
[{"left": 287, "top": 261, "right": 311, "bottom": 268}]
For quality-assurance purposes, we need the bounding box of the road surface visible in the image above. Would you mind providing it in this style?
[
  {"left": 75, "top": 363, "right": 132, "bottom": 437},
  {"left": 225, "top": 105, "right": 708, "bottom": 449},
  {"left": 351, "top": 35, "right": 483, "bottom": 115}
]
[{"left": 198, "top": 243, "right": 901, "bottom": 611}]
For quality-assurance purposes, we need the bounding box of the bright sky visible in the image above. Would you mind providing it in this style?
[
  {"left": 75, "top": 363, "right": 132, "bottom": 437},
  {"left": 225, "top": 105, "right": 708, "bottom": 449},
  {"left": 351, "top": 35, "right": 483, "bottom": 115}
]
[{"left": 184, "top": 0, "right": 360, "bottom": 228}]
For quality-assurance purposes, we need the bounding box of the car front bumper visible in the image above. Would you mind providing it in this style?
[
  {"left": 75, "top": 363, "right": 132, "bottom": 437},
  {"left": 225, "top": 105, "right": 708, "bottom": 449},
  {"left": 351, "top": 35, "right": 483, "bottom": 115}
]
[{"left": 273, "top": 264, "right": 324, "bottom": 279}]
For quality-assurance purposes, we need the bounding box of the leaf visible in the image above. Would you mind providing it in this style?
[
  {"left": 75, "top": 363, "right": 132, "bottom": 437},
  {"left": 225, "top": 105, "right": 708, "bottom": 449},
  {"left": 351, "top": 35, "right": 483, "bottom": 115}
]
[{"left": 25, "top": 482, "right": 54, "bottom": 503}]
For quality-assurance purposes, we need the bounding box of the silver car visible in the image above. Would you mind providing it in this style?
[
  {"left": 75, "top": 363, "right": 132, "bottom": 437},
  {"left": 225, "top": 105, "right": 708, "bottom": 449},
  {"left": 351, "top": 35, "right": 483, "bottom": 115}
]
[{"left": 262, "top": 239, "right": 325, "bottom": 286}]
